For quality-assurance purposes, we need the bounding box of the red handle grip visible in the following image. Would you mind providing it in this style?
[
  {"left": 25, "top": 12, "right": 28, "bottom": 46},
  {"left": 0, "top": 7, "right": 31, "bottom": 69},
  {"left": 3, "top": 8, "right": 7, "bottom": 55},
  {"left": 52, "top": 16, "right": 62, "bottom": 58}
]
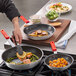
[
  {"left": 50, "top": 41, "right": 57, "bottom": 52},
  {"left": 20, "top": 16, "right": 29, "bottom": 23},
  {"left": 0, "top": 29, "right": 10, "bottom": 39}
]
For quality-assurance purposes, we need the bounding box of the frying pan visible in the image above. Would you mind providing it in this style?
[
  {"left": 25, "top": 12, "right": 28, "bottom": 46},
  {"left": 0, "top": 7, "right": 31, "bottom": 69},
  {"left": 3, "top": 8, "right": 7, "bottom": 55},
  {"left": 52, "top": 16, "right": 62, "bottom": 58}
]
[
  {"left": 0, "top": 30, "right": 44, "bottom": 70},
  {"left": 24, "top": 24, "right": 55, "bottom": 40},
  {"left": 20, "top": 16, "right": 55, "bottom": 40},
  {"left": 44, "top": 41, "right": 74, "bottom": 71}
]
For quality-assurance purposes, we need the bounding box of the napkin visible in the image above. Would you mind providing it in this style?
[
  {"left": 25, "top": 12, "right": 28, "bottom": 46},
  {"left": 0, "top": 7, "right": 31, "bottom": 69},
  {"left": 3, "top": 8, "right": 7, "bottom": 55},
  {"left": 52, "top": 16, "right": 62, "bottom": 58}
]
[{"left": 55, "top": 20, "right": 76, "bottom": 49}]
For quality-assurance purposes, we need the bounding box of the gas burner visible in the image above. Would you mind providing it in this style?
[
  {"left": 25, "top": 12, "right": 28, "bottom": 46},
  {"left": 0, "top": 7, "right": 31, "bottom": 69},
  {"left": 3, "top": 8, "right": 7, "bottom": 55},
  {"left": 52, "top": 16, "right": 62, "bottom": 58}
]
[
  {"left": 0, "top": 50, "right": 76, "bottom": 76},
  {"left": 52, "top": 69, "right": 71, "bottom": 76},
  {"left": 35, "top": 64, "right": 71, "bottom": 76},
  {"left": 0, "top": 61, "right": 44, "bottom": 76}
]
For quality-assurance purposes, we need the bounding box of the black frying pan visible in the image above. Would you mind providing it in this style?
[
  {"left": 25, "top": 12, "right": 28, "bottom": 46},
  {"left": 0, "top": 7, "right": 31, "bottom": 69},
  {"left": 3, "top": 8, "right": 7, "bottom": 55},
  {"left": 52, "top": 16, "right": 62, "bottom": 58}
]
[
  {"left": 44, "top": 41, "right": 74, "bottom": 71},
  {"left": 0, "top": 30, "right": 44, "bottom": 70},
  {"left": 24, "top": 24, "right": 55, "bottom": 40}
]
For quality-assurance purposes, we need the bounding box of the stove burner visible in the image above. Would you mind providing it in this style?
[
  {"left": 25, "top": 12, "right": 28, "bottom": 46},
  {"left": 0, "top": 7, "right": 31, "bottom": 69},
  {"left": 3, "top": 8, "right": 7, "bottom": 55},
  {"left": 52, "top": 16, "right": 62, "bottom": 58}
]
[
  {"left": 0, "top": 50, "right": 76, "bottom": 76},
  {"left": 35, "top": 63, "right": 71, "bottom": 76},
  {"left": 0, "top": 62, "right": 43, "bottom": 76},
  {"left": 52, "top": 69, "right": 71, "bottom": 76}
]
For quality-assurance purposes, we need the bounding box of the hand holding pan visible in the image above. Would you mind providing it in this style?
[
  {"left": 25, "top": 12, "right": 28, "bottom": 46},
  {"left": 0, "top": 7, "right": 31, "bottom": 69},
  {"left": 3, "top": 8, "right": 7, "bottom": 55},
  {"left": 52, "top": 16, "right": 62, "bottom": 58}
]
[
  {"left": 44, "top": 41, "right": 74, "bottom": 71},
  {"left": 0, "top": 29, "right": 26, "bottom": 60}
]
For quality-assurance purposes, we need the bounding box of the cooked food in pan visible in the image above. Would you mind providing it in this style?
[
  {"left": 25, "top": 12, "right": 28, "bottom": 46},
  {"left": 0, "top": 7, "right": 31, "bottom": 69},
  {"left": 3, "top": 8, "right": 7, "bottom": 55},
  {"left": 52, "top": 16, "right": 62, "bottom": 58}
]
[
  {"left": 6, "top": 52, "right": 39, "bottom": 65},
  {"left": 49, "top": 58, "right": 68, "bottom": 68},
  {"left": 29, "top": 29, "right": 48, "bottom": 37},
  {"left": 16, "top": 51, "right": 27, "bottom": 60},
  {"left": 49, "top": 3, "right": 69, "bottom": 13}
]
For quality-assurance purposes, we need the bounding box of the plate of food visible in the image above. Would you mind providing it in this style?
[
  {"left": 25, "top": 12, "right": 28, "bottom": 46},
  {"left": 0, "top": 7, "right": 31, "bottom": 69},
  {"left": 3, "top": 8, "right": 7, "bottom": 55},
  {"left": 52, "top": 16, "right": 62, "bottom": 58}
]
[
  {"left": 45, "top": 10, "right": 60, "bottom": 22},
  {"left": 46, "top": 3, "right": 72, "bottom": 13}
]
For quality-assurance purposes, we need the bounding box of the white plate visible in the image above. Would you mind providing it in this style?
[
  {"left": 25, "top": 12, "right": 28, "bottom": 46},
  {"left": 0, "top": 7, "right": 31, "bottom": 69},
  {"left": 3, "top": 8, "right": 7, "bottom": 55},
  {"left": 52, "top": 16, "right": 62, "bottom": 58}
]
[{"left": 46, "top": 3, "right": 72, "bottom": 14}]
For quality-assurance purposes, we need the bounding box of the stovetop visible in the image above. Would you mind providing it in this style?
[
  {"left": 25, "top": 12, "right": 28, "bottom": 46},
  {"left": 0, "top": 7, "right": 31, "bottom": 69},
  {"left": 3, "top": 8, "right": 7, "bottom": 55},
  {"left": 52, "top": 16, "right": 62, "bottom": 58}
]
[{"left": 0, "top": 50, "right": 76, "bottom": 76}]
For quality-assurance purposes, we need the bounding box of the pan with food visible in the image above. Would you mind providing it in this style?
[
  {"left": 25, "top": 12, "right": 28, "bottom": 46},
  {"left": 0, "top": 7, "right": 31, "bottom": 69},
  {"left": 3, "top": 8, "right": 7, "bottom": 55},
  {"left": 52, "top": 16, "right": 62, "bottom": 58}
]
[
  {"left": 2, "top": 46, "right": 43, "bottom": 70},
  {"left": 24, "top": 24, "right": 55, "bottom": 40},
  {"left": 20, "top": 16, "right": 55, "bottom": 40},
  {"left": 1, "top": 30, "right": 43, "bottom": 70},
  {"left": 44, "top": 41, "right": 74, "bottom": 71}
]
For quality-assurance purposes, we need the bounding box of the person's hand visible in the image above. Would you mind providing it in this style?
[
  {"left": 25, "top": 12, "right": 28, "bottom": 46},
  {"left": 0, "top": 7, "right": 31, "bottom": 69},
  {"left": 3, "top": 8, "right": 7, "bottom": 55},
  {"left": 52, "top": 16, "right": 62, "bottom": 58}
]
[
  {"left": 12, "top": 17, "right": 22, "bottom": 44},
  {"left": 13, "top": 27, "right": 22, "bottom": 44}
]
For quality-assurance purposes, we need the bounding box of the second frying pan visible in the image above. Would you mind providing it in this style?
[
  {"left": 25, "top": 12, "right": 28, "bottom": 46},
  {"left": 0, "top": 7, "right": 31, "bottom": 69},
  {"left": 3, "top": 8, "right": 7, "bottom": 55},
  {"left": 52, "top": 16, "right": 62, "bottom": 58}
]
[
  {"left": 24, "top": 24, "right": 55, "bottom": 40},
  {"left": 44, "top": 41, "right": 74, "bottom": 71},
  {"left": 20, "top": 16, "right": 55, "bottom": 40}
]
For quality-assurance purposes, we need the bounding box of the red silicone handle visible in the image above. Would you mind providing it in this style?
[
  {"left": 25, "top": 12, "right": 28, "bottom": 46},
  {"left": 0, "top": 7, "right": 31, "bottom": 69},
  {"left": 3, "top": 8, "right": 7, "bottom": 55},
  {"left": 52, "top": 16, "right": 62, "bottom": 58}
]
[
  {"left": 0, "top": 29, "right": 10, "bottom": 39},
  {"left": 20, "top": 16, "right": 29, "bottom": 23},
  {"left": 50, "top": 41, "right": 57, "bottom": 52}
]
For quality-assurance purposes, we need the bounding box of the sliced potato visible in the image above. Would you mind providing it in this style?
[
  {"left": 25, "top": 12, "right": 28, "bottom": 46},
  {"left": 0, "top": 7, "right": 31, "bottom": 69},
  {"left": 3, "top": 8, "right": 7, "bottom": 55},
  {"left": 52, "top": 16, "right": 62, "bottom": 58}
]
[
  {"left": 16, "top": 51, "right": 27, "bottom": 59},
  {"left": 29, "top": 29, "right": 48, "bottom": 37}
]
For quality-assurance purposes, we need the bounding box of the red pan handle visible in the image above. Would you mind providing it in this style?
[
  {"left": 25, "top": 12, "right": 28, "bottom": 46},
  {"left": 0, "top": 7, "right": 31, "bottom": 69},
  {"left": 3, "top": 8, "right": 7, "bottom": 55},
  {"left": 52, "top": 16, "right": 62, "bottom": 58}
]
[
  {"left": 20, "top": 16, "right": 29, "bottom": 23},
  {"left": 50, "top": 41, "right": 57, "bottom": 52},
  {"left": 0, "top": 29, "right": 10, "bottom": 39}
]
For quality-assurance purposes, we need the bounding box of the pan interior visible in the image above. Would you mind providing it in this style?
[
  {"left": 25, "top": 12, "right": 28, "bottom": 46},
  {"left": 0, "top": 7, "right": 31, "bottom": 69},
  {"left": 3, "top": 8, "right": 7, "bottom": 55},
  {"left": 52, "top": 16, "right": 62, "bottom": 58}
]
[
  {"left": 2, "top": 46, "right": 43, "bottom": 63},
  {"left": 12, "top": 59, "right": 22, "bottom": 64},
  {"left": 24, "top": 24, "right": 54, "bottom": 34},
  {"left": 24, "top": 24, "right": 55, "bottom": 36},
  {"left": 45, "top": 53, "right": 74, "bottom": 68}
]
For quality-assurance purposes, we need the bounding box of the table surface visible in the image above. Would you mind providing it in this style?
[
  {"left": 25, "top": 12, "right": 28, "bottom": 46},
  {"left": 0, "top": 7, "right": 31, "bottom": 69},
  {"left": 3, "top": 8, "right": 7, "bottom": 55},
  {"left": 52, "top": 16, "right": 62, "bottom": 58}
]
[{"left": 4, "top": 0, "right": 76, "bottom": 54}]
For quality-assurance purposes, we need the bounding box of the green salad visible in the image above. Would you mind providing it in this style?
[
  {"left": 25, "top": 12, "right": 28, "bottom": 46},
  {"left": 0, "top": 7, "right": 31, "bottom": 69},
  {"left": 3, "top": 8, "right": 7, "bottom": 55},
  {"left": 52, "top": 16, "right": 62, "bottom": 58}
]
[{"left": 46, "top": 10, "right": 59, "bottom": 20}]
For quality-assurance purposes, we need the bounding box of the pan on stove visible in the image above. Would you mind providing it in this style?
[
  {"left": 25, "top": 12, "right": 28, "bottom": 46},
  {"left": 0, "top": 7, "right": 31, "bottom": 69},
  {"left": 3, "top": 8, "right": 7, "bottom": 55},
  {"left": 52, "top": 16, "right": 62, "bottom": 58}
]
[
  {"left": 2, "top": 45, "right": 43, "bottom": 70},
  {"left": 24, "top": 24, "right": 55, "bottom": 40},
  {"left": 1, "top": 30, "right": 44, "bottom": 70},
  {"left": 44, "top": 41, "right": 74, "bottom": 71}
]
